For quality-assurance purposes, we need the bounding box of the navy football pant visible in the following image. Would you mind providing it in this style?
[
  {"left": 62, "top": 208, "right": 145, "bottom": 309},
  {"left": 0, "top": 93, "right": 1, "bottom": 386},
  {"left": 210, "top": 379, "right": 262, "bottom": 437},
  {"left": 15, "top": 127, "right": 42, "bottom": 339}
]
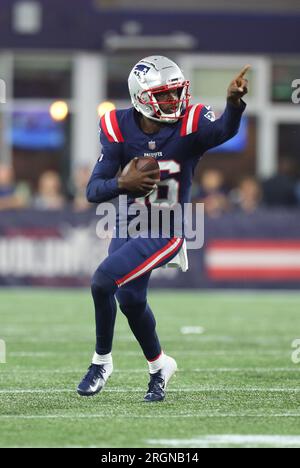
[{"left": 91, "top": 236, "right": 183, "bottom": 360}]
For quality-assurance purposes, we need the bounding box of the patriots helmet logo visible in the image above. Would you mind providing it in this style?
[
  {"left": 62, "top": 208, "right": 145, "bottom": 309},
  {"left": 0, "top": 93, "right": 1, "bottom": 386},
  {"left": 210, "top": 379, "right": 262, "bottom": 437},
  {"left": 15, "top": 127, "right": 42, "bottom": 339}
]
[{"left": 134, "top": 64, "right": 151, "bottom": 80}]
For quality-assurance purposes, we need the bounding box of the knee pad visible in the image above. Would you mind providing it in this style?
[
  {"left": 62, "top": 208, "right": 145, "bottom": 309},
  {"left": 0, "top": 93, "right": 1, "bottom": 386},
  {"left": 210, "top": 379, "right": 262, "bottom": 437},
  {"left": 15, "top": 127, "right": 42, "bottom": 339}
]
[{"left": 91, "top": 268, "right": 117, "bottom": 296}]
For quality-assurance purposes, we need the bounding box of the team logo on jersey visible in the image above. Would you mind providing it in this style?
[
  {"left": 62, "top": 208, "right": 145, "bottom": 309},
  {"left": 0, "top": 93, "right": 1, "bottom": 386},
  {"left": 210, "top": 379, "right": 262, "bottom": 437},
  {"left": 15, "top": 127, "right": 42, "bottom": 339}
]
[
  {"left": 204, "top": 111, "right": 216, "bottom": 122},
  {"left": 134, "top": 65, "right": 151, "bottom": 79},
  {"left": 148, "top": 140, "right": 156, "bottom": 150}
]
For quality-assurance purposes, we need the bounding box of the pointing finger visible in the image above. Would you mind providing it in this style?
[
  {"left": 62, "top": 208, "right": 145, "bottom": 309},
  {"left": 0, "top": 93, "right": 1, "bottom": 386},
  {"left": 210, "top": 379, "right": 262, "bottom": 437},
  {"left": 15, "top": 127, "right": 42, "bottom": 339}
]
[{"left": 235, "top": 64, "right": 251, "bottom": 80}]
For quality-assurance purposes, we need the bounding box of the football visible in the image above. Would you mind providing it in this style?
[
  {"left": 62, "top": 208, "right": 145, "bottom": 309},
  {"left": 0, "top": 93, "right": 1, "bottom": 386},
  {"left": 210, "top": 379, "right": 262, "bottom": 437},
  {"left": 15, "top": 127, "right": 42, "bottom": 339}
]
[
  {"left": 135, "top": 156, "right": 160, "bottom": 175},
  {"left": 123, "top": 156, "right": 160, "bottom": 198}
]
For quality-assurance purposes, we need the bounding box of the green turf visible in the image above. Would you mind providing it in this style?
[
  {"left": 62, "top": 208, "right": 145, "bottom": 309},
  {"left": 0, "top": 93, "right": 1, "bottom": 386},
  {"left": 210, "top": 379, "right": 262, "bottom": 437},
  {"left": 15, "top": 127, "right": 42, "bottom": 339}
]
[{"left": 0, "top": 289, "right": 300, "bottom": 448}]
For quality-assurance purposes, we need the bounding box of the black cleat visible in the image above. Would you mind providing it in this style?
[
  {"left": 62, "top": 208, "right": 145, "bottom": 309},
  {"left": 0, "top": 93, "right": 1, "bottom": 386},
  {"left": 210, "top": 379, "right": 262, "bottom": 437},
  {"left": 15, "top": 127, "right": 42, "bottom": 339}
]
[
  {"left": 144, "top": 355, "right": 177, "bottom": 402},
  {"left": 77, "top": 363, "right": 113, "bottom": 397},
  {"left": 144, "top": 371, "right": 166, "bottom": 402}
]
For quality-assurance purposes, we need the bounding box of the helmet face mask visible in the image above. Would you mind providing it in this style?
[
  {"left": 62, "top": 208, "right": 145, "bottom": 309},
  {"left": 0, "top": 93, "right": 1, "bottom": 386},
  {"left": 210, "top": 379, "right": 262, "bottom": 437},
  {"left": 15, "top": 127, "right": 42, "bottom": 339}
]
[
  {"left": 138, "top": 82, "right": 190, "bottom": 122},
  {"left": 128, "top": 56, "right": 191, "bottom": 123}
]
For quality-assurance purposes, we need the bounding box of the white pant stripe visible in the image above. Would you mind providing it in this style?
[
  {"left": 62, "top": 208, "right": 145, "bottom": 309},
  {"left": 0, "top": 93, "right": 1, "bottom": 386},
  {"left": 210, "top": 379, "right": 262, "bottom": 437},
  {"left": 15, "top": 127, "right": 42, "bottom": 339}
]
[{"left": 118, "top": 238, "right": 182, "bottom": 287}]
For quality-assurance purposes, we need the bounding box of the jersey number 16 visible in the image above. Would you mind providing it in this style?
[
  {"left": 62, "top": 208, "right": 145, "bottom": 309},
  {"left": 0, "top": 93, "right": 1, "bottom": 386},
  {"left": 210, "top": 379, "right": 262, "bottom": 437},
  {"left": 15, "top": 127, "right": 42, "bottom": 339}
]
[{"left": 136, "top": 160, "right": 181, "bottom": 207}]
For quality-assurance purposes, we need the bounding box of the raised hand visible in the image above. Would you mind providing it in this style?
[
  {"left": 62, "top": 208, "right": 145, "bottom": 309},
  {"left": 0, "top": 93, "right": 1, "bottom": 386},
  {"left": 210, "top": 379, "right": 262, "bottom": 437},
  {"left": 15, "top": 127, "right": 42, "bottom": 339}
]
[{"left": 227, "top": 65, "right": 251, "bottom": 106}]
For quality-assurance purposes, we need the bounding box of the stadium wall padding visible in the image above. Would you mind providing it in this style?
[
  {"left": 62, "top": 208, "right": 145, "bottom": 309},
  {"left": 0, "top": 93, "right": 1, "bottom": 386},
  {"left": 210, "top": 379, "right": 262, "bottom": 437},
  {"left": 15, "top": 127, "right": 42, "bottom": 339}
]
[{"left": 0, "top": 209, "right": 299, "bottom": 289}]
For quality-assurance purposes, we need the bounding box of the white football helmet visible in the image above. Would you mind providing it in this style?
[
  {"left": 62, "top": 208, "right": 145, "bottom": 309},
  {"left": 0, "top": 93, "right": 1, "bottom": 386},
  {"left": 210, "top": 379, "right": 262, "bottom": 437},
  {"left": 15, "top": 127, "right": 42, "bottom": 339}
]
[{"left": 128, "top": 56, "right": 190, "bottom": 123}]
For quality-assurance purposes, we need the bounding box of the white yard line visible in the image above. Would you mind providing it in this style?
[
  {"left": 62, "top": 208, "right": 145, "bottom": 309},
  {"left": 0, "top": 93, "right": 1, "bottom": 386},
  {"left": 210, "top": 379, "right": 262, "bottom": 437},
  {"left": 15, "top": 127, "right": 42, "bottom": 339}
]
[
  {"left": 192, "top": 367, "right": 300, "bottom": 373},
  {"left": 7, "top": 350, "right": 286, "bottom": 358},
  {"left": 9, "top": 352, "right": 57, "bottom": 357},
  {"left": 1, "top": 386, "right": 300, "bottom": 394},
  {"left": 146, "top": 435, "right": 300, "bottom": 448},
  {"left": 106, "top": 350, "right": 286, "bottom": 356},
  {"left": 1, "top": 413, "right": 300, "bottom": 421},
  {"left": 1, "top": 367, "right": 300, "bottom": 375}
]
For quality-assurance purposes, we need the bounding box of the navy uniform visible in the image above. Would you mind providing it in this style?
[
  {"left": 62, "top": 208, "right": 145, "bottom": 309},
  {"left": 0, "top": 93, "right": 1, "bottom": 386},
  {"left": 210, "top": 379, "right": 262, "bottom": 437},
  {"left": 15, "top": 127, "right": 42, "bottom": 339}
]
[
  {"left": 88, "top": 102, "right": 245, "bottom": 287},
  {"left": 77, "top": 55, "right": 247, "bottom": 401}
]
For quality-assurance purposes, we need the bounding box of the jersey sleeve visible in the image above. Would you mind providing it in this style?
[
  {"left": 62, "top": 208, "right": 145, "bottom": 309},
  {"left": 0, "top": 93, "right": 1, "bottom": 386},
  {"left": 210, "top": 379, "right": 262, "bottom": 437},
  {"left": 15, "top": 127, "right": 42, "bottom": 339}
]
[
  {"left": 190, "top": 100, "right": 246, "bottom": 154},
  {"left": 86, "top": 114, "right": 124, "bottom": 203}
]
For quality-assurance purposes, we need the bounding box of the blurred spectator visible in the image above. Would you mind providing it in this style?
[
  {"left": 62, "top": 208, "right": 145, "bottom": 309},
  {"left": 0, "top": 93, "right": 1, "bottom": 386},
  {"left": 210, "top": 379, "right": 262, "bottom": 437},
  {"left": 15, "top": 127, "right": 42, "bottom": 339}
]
[
  {"left": 263, "top": 156, "right": 297, "bottom": 207},
  {"left": 0, "top": 163, "right": 30, "bottom": 210},
  {"left": 33, "top": 171, "right": 65, "bottom": 210},
  {"left": 194, "top": 169, "right": 230, "bottom": 218},
  {"left": 199, "top": 169, "right": 225, "bottom": 197},
  {"left": 232, "top": 176, "right": 263, "bottom": 214},
  {"left": 72, "top": 166, "right": 92, "bottom": 212}
]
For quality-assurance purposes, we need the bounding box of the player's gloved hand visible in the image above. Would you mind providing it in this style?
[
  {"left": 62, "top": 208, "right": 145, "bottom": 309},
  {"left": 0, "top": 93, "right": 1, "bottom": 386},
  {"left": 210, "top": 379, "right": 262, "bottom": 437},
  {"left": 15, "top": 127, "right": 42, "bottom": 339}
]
[
  {"left": 227, "top": 65, "right": 250, "bottom": 107},
  {"left": 118, "top": 158, "right": 160, "bottom": 194}
]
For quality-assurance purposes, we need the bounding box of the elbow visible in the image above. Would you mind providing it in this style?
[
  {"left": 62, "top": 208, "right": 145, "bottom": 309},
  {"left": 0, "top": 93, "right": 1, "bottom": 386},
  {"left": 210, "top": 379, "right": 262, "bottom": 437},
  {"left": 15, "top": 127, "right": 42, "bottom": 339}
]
[
  {"left": 231, "top": 126, "right": 239, "bottom": 138},
  {"left": 86, "top": 184, "right": 98, "bottom": 203},
  {"left": 86, "top": 181, "right": 109, "bottom": 204},
  {"left": 222, "top": 126, "right": 239, "bottom": 143}
]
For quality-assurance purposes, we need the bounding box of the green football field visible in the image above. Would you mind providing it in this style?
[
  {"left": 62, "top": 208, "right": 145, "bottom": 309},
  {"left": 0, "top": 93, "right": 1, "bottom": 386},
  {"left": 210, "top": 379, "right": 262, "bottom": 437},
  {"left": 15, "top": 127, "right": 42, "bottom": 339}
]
[{"left": 0, "top": 289, "right": 300, "bottom": 448}]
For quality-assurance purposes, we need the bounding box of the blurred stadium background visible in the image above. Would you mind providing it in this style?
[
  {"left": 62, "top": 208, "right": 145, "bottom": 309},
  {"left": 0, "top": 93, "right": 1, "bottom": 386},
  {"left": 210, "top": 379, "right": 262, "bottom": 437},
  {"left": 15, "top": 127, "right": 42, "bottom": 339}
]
[
  {"left": 1, "top": 0, "right": 300, "bottom": 449},
  {"left": 0, "top": 0, "right": 300, "bottom": 289}
]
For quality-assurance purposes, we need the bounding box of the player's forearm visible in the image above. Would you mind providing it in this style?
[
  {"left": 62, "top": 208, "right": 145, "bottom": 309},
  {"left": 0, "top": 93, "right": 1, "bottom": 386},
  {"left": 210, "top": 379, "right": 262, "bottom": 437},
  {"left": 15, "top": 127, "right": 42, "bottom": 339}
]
[
  {"left": 86, "top": 177, "right": 122, "bottom": 203},
  {"left": 214, "top": 99, "right": 246, "bottom": 144}
]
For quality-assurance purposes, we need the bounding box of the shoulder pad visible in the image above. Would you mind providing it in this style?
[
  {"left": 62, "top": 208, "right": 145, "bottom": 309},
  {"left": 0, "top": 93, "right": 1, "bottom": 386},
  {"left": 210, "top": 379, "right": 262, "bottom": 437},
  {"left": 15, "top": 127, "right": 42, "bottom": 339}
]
[
  {"left": 180, "top": 104, "right": 205, "bottom": 137},
  {"left": 100, "top": 109, "right": 124, "bottom": 143}
]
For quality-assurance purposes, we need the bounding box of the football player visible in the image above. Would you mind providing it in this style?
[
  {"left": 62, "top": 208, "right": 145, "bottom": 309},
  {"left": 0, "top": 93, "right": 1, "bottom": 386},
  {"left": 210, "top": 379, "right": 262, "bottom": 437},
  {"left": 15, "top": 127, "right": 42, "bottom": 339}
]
[{"left": 77, "top": 56, "right": 249, "bottom": 401}]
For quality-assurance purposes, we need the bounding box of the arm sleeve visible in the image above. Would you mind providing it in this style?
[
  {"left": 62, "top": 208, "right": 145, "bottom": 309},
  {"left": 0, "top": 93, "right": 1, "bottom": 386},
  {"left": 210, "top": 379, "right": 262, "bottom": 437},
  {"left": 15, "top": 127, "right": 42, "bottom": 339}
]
[
  {"left": 86, "top": 128, "right": 123, "bottom": 203},
  {"left": 194, "top": 100, "right": 246, "bottom": 154}
]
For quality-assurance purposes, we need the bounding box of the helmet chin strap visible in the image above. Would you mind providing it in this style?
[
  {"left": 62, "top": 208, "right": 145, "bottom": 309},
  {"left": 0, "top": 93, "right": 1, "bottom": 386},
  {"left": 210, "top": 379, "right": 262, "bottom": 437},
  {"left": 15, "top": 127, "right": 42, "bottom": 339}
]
[{"left": 147, "top": 113, "right": 180, "bottom": 124}]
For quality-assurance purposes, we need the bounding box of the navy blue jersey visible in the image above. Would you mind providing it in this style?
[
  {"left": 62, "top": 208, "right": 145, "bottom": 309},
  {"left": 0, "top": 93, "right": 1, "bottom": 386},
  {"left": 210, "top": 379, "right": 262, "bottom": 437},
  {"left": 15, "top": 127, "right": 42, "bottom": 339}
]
[{"left": 87, "top": 101, "right": 246, "bottom": 233}]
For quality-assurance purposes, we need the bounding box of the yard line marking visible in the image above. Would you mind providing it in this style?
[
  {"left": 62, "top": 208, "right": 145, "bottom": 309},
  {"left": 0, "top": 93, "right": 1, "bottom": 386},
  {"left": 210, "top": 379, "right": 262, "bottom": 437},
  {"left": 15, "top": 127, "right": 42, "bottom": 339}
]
[
  {"left": 1, "top": 413, "right": 300, "bottom": 421},
  {"left": 0, "top": 368, "right": 148, "bottom": 374},
  {"left": 1, "top": 367, "right": 300, "bottom": 374},
  {"left": 1, "top": 386, "right": 300, "bottom": 394},
  {"left": 118, "top": 350, "right": 285, "bottom": 356},
  {"left": 9, "top": 352, "right": 57, "bottom": 357},
  {"left": 146, "top": 435, "right": 300, "bottom": 448},
  {"left": 192, "top": 368, "right": 300, "bottom": 373},
  {"left": 180, "top": 326, "right": 205, "bottom": 335},
  {"left": 7, "top": 350, "right": 286, "bottom": 358}
]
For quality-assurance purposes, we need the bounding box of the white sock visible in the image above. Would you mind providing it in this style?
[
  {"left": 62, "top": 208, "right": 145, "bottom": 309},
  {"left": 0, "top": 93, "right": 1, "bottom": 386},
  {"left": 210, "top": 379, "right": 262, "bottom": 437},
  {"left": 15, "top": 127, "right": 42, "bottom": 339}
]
[
  {"left": 92, "top": 352, "right": 113, "bottom": 366},
  {"left": 148, "top": 351, "right": 166, "bottom": 374}
]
